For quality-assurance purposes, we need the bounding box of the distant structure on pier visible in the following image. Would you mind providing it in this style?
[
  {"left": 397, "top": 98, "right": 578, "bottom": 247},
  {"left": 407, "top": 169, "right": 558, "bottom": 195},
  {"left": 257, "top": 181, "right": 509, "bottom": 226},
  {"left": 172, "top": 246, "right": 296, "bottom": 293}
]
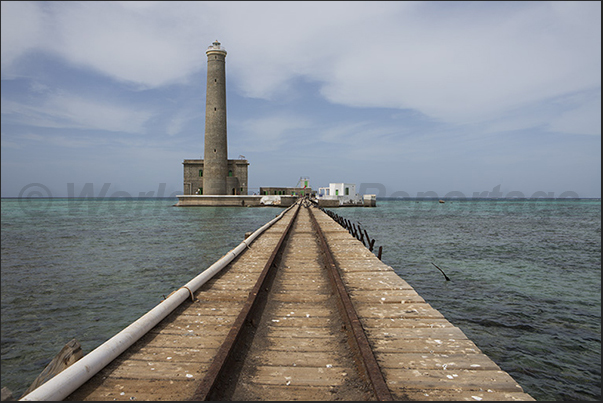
[
  {"left": 182, "top": 40, "right": 248, "bottom": 196},
  {"left": 317, "top": 183, "right": 376, "bottom": 207}
]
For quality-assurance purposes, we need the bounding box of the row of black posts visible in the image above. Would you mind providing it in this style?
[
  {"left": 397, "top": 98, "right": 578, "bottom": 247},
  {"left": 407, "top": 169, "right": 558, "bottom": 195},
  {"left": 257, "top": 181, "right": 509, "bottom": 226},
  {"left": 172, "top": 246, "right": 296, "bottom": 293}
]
[{"left": 319, "top": 207, "right": 383, "bottom": 260}]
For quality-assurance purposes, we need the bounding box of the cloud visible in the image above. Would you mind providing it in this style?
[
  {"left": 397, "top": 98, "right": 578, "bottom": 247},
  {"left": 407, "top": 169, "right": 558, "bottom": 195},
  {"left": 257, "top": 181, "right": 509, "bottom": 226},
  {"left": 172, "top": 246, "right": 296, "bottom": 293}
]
[
  {"left": 217, "top": 1, "right": 600, "bottom": 130},
  {"left": 1, "top": 1, "right": 600, "bottom": 198},
  {"left": 0, "top": 1, "right": 45, "bottom": 74},
  {"left": 233, "top": 114, "right": 313, "bottom": 152},
  {"left": 2, "top": 1, "right": 599, "bottom": 131},
  {"left": 19, "top": 131, "right": 108, "bottom": 149},
  {"left": 548, "top": 91, "right": 601, "bottom": 136},
  {"left": 218, "top": 2, "right": 412, "bottom": 99},
  {"left": 50, "top": 2, "right": 209, "bottom": 88},
  {"left": 470, "top": 87, "right": 602, "bottom": 136},
  {"left": 165, "top": 110, "right": 197, "bottom": 137},
  {"left": 0, "top": 136, "right": 22, "bottom": 150},
  {"left": 2, "top": 2, "right": 208, "bottom": 87},
  {"left": 1, "top": 92, "right": 152, "bottom": 133},
  {"left": 317, "top": 2, "right": 601, "bottom": 125}
]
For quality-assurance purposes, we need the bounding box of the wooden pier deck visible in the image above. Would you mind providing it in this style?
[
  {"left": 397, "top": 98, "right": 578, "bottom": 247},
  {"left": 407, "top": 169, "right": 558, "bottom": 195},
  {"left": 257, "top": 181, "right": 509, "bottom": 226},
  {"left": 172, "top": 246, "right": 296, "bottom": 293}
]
[{"left": 22, "top": 200, "right": 533, "bottom": 401}]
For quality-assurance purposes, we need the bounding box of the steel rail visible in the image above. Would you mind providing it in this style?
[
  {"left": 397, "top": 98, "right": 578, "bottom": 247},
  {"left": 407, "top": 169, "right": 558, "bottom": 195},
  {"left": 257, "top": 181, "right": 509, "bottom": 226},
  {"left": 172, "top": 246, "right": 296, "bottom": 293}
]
[
  {"left": 191, "top": 200, "right": 302, "bottom": 400},
  {"left": 306, "top": 204, "right": 394, "bottom": 401}
]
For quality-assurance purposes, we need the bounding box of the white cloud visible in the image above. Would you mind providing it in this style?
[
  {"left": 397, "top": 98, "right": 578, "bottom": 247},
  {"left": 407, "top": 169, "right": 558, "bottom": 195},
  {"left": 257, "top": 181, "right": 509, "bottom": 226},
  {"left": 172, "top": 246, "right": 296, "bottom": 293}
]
[
  {"left": 219, "top": 1, "right": 412, "bottom": 99},
  {"left": 548, "top": 93, "right": 602, "bottom": 136},
  {"left": 212, "top": 1, "right": 600, "bottom": 129},
  {"left": 234, "top": 114, "right": 312, "bottom": 152},
  {"left": 3, "top": 1, "right": 599, "bottom": 129},
  {"left": 2, "top": 92, "right": 152, "bottom": 133},
  {"left": 317, "top": 2, "right": 601, "bottom": 125},
  {"left": 0, "top": 1, "right": 45, "bottom": 75},
  {"left": 1, "top": 130, "right": 108, "bottom": 151},
  {"left": 166, "top": 111, "right": 193, "bottom": 137},
  {"left": 1, "top": 1, "right": 600, "bottom": 197},
  {"left": 472, "top": 88, "right": 602, "bottom": 136},
  {"left": 1, "top": 2, "right": 210, "bottom": 87},
  {"left": 48, "top": 2, "right": 207, "bottom": 88},
  {"left": 0, "top": 136, "right": 22, "bottom": 150}
]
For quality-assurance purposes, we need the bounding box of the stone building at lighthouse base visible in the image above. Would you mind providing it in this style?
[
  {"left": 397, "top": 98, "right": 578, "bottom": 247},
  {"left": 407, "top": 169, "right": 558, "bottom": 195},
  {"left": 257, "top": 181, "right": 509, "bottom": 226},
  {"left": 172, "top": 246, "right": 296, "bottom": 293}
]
[{"left": 182, "top": 158, "right": 249, "bottom": 196}]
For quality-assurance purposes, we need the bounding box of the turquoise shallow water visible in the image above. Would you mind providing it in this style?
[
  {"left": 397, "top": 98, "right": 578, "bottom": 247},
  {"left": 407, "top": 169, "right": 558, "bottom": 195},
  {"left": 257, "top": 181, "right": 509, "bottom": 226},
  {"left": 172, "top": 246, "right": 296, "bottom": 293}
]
[
  {"left": 331, "top": 198, "right": 601, "bottom": 401},
  {"left": 1, "top": 198, "right": 601, "bottom": 400}
]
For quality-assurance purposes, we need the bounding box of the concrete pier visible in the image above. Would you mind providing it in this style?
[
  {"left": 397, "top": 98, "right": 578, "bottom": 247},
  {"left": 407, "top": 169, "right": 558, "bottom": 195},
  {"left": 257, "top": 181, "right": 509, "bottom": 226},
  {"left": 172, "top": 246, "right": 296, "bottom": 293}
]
[{"left": 174, "top": 195, "right": 298, "bottom": 207}]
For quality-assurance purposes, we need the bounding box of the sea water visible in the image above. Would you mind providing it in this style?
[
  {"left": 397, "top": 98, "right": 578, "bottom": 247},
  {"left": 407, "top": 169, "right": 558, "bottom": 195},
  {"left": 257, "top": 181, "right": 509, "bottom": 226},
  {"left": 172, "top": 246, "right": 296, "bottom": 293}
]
[
  {"left": 1, "top": 198, "right": 600, "bottom": 400},
  {"left": 333, "top": 198, "right": 601, "bottom": 401}
]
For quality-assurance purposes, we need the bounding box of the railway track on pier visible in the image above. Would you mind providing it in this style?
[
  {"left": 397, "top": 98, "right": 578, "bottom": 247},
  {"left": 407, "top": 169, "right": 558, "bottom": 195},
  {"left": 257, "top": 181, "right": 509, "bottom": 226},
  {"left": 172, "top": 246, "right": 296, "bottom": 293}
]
[
  {"left": 63, "top": 200, "right": 389, "bottom": 401},
  {"left": 31, "top": 198, "right": 533, "bottom": 402},
  {"left": 192, "top": 200, "right": 390, "bottom": 401}
]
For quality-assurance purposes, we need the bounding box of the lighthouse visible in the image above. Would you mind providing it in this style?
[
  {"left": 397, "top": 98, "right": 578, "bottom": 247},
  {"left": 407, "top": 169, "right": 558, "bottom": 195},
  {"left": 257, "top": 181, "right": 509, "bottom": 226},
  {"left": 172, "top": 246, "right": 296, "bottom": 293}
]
[
  {"left": 203, "top": 40, "right": 228, "bottom": 195},
  {"left": 181, "top": 40, "right": 248, "bottom": 197}
]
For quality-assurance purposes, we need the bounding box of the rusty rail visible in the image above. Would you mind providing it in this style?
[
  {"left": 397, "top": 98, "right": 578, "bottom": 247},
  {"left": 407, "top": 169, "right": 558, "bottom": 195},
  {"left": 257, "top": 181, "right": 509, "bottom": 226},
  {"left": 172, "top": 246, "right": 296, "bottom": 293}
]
[
  {"left": 307, "top": 205, "right": 393, "bottom": 401},
  {"left": 191, "top": 201, "right": 302, "bottom": 400},
  {"left": 192, "top": 200, "right": 392, "bottom": 400}
]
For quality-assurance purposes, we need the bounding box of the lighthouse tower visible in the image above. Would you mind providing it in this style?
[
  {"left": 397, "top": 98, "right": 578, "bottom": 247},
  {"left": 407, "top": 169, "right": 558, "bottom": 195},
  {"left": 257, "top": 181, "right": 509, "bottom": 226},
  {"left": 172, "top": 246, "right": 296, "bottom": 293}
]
[
  {"left": 181, "top": 40, "right": 248, "bottom": 198},
  {"left": 203, "top": 40, "right": 228, "bottom": 195}
]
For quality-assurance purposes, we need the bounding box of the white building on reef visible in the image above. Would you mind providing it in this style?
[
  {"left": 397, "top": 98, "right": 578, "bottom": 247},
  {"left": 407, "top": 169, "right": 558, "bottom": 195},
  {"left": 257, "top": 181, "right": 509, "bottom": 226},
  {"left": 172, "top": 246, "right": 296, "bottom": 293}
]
[{"left": 317, "top": 183, "right": 364, "bottom": 206}]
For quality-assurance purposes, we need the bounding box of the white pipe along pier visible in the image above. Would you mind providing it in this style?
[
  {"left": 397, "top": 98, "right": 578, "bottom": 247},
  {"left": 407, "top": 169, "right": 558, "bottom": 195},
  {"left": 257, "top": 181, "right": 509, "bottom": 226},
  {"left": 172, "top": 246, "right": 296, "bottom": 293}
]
[{"left": 19, "top": 204, "right": 295, "bottom": 401}]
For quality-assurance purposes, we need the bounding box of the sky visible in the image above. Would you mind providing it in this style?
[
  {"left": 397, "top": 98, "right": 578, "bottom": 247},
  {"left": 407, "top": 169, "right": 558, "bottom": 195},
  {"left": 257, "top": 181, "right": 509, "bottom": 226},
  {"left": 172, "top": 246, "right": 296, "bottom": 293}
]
[{"left": 1, "top": 1, "right": 601, "bottom": 199}]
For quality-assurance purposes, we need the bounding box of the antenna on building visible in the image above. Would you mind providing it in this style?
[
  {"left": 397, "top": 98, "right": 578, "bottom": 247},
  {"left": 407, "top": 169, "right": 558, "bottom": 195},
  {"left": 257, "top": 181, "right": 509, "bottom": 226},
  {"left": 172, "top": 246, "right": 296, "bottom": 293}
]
[{"left": 296, "top": 177, "right": 310, "bottom": 188}]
